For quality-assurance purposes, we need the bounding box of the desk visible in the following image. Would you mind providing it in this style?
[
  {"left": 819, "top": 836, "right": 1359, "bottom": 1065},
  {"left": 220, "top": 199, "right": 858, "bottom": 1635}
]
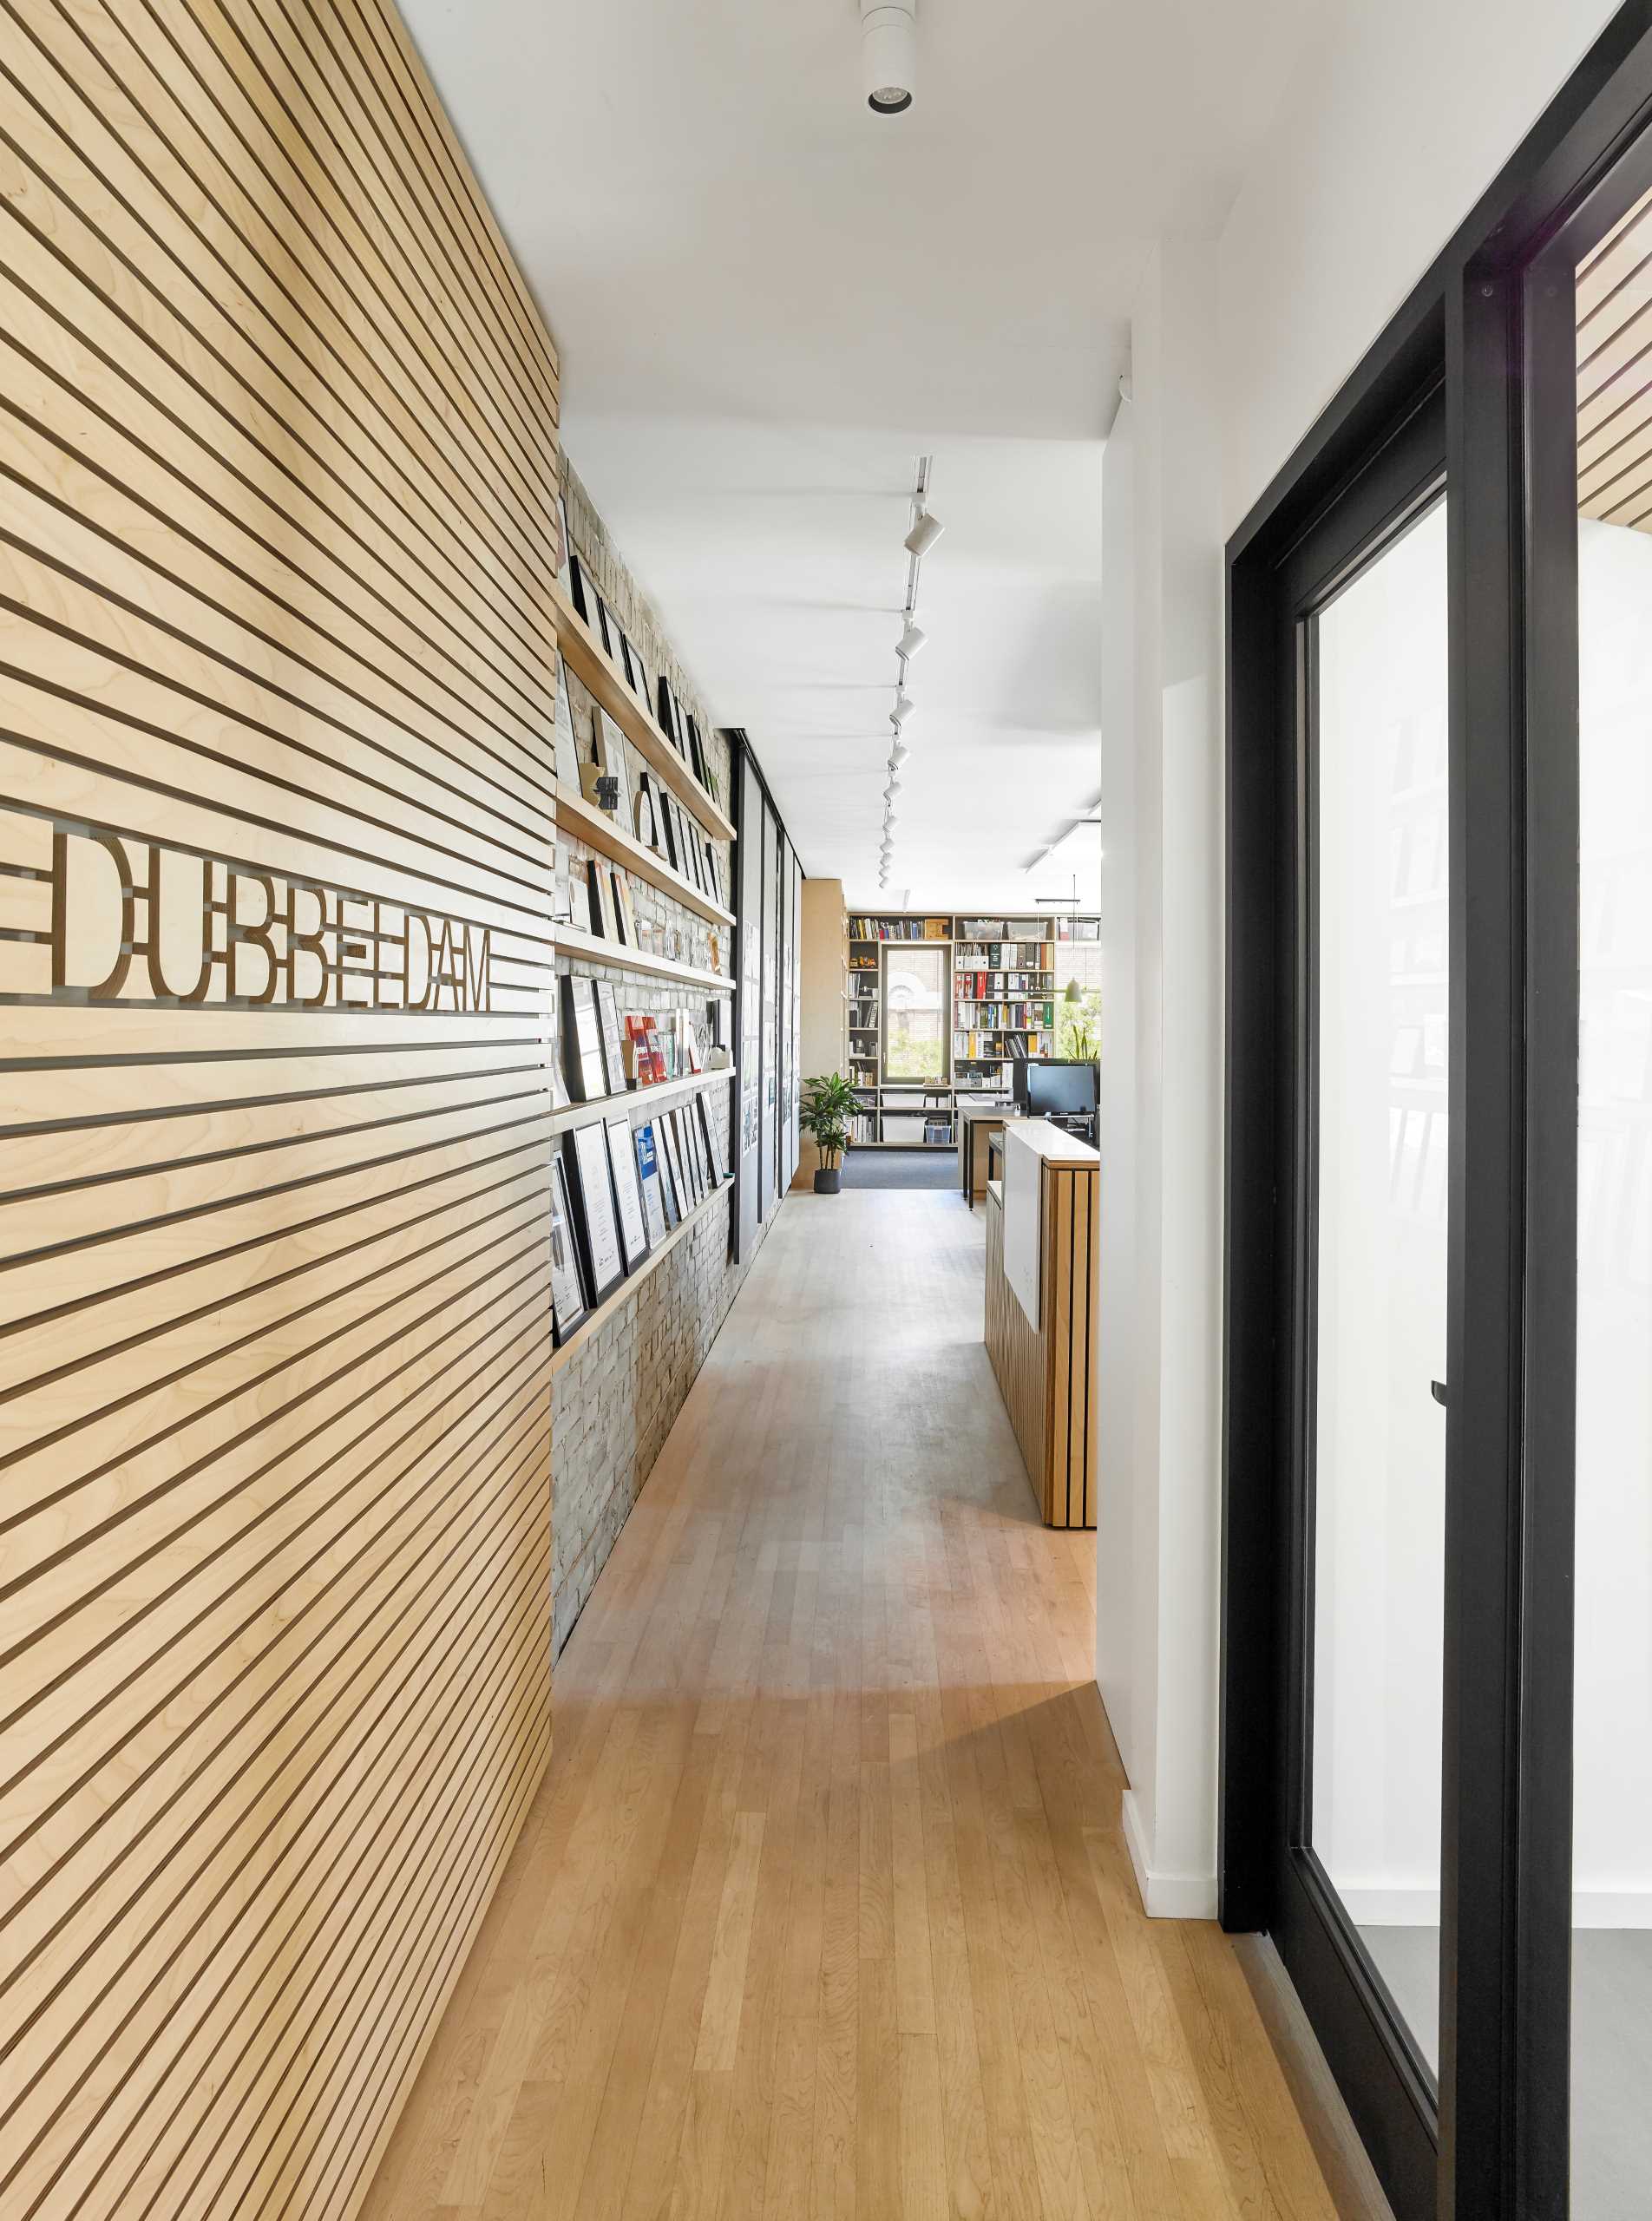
[{"left": 983, "top": 1122, "right": 1098, "bottom": 1528}]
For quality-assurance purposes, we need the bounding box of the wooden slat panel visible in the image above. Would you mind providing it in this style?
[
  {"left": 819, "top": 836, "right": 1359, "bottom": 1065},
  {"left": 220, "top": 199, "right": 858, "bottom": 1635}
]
[{"left": 0, "top": 7, "right": 560, "bottom": 2218}]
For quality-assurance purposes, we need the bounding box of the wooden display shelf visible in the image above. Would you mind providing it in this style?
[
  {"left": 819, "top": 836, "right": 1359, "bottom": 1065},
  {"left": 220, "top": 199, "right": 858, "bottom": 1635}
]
[
  {"left": 549, "top": 1177, "right": 733, "bottom": 1376},
  {"left": 555, "top": 784, "right": 736, "bottom": 928},
  {"left": 549, "top": 577, "right": 737, "bottom": 842},
  {"left": 550, "top": 1064, "right": 738, "bottom": 1137},
  {"left": 556, "top": 922, "right": 733, "bottom": 996}
]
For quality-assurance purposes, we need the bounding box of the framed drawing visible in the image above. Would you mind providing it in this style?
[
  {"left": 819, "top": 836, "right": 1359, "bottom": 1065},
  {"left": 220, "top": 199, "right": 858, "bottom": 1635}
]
[
  {"left": 559, "top": 974, "right": 606, "bottom": 1102},
  {"left": 613, "top": 874, "right": 639, "bottom": 947},
  {"left": 553, "top": 654, "right": 582, "bottom": 789},
  {"left": 549, "top": 1149, "right": 588, "bottom": 1345},
  {"left": 605, "top": 1115, "right": 650, "bottom": 1270},
  {"left": 566, "top": 1124, "right": 625, "bottom": 1305},
  {"left": 633, "top": 776, "right": 662, "bottom": 854},
  {"left": 662, "top": 1110, "right": 692, "bottom": 1211}
]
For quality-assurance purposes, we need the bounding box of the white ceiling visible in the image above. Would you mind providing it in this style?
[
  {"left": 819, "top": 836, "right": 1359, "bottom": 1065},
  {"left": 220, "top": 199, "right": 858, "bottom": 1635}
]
[{"left": 401, "top": 0, "right": 1321, "bottom": 908}]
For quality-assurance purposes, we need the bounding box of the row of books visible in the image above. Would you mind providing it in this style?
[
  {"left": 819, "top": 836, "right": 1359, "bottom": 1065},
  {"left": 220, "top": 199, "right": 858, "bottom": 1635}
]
[
  {"left": 954, "top": 1031, "right": 1047, "bottom": 1059},
  {"left": 955, "top": 970, "right": 1046, "bottom": 998},
  {"left": 848, "top": 916, "right": 948, "bottom": 940},
  {"left": 954, "top": 999, "right": 1053, "bottom": 1028}
]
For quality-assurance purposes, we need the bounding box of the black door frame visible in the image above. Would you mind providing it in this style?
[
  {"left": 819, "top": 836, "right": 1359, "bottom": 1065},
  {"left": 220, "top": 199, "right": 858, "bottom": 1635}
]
[{"left": 1221, "top": 9, "right": 1652, "bottom": 2220}]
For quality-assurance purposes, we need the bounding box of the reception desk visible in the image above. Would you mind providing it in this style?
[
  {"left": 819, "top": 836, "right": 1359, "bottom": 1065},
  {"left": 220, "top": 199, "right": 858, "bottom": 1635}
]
[{"left": 983, "top": 1121, "right": 1098, "bottom": 1528}]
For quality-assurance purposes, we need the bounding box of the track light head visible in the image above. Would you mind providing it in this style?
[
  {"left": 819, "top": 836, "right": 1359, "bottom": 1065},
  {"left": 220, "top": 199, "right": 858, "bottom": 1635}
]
[
  {"left": 903, "top": 510, "right": 943, "bottom": 558},
  {"left": 897, "top": 619, "right": 928, "bottom": 659},
  {"left": 889, "top": 737, "right": 910, "bottom": 767},
  {"left": 860, "top": 0, "right": 915, "bottom": 115},
  {"left": 891, "top": 691, "right": 915, "bottom": 726}
]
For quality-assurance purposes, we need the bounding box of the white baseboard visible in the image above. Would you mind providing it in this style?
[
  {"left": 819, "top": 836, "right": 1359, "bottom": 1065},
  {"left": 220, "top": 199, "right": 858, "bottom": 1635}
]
[
  {"left": 1337, "top": 1884, "right": 1652, "bottom": 1929},
  {"left": 1120, "top": 1789, "right": 1219, "bottom": 1920}
]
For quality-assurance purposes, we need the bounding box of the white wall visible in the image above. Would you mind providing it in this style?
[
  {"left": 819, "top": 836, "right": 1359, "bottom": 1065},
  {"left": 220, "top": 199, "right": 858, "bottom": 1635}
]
[
  {"left": 1219, "top": 0, "right": 1622, "bottom": 535},
  {"left": 1097, "top": 235, "right": 1226, "bottom": 1919}
]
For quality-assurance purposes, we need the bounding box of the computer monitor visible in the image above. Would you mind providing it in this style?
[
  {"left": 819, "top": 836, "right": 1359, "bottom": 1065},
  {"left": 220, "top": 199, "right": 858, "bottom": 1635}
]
[{"left": 1016, "top": 1058, "right": 1098, "bottom": 1118}]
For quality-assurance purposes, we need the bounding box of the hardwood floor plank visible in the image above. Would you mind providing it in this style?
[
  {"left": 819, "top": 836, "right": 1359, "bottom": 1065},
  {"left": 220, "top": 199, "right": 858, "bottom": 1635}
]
[{"left": 364, "top": 1193, "right": 1339, "bottom": 2221}]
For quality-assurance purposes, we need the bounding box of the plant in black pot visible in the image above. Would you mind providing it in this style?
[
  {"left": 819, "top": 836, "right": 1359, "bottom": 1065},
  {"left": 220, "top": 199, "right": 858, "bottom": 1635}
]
[{"left": 800, "top": 1071, "right": 858, "bottom": 1195}]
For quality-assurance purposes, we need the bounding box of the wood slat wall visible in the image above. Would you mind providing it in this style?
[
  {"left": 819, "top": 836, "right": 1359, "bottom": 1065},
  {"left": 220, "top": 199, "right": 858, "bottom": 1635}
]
[{"left": 0, "top": 4, "right": 561, "bottom": 2217}]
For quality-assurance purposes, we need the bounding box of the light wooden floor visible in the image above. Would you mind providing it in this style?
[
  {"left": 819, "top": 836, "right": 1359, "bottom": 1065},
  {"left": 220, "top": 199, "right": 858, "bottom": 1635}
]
[{"left": 364, "top": 1190, "right": 1338, "bottom": 2221}]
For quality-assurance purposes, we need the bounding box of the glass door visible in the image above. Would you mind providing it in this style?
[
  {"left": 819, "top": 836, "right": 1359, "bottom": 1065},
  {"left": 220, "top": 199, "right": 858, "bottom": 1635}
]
[{"left": 1258, "top": 392, "right": 1450, "bottom": 2221}]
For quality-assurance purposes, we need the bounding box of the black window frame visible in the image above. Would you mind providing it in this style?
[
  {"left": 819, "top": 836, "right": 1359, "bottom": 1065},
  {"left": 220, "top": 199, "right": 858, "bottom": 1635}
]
[{"left": 1221, "top": 9, "right": 1652, "bottom": 2219}]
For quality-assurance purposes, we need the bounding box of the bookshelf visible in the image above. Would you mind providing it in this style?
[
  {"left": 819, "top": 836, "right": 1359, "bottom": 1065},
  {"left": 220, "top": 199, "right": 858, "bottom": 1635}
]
[{"left": 838, "top": 910, "right": 1101, "bottom": 1146}]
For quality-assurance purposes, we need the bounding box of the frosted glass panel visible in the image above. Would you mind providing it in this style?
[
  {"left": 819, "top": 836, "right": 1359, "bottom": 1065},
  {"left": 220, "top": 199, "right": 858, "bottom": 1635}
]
[{"left": 1308, "top": 501, "right": 1449, "bottom": 2075}]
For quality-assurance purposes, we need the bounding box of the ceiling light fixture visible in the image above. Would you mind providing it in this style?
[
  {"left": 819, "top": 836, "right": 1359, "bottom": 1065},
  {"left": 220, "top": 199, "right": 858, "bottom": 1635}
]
[
  {"left": 890, "top": 690, "right": 915, "bottom": 726},
  {"left": 860, "top": 0, "right": 915, "bottom": 115},
  {"left": 889, "top": 737, "right": 909, "bottom": 768},
  {"left": 902, "top": 510, "right": 944, "bottom": 558},
  {"left": 897, "top": 619, "right": 927, "bottom": 660}
]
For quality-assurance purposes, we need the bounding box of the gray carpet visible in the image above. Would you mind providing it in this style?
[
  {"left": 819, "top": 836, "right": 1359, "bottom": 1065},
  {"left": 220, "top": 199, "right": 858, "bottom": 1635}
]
[{"left": 836, "top": 1148, "right": 960, "bottom": 1190}]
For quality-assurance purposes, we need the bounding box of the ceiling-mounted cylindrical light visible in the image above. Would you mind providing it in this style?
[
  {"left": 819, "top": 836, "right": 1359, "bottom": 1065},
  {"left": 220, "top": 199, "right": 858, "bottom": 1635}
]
[
  {"left": 860, "top": 0, "right": 915, "bottom": 115},
  {"left": 897, "top": 619, "right": 927, "bottom": 659},
  {"left": 903, "top": 510, "right": 943, "bottom": 558},
  {"left": 891, "top": 690, "right": 915, "bottom": 725},
  {"left": 889, "top": 738, "right": 909, "bottom": 767}
]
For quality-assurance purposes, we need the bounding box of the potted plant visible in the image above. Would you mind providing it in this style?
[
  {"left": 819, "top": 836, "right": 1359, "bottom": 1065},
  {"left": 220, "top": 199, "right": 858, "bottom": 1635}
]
[{"left": 800, "top": 1071, "right": 859, "bottom": 1194}]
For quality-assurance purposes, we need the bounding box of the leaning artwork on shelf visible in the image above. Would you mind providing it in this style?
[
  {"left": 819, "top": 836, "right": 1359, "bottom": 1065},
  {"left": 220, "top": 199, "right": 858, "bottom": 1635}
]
[
  {"left": 634, "top": 1122, "right": 668, "bottom": 1243},
  {"left": 549, "top": 1149, "right": 588, "bottom": 1346},
  {"left": 605, "top": 1115, "right": 652, "bottom": 1271},
  {"left": 553, "top": 654, "right": 582, "bottom": 789},
  {"left": 566, "top": 1124, "right": 626, "bottom": 1307},
  {"left": 560, "top": 975, "right": 606, "bottom": 1103}
]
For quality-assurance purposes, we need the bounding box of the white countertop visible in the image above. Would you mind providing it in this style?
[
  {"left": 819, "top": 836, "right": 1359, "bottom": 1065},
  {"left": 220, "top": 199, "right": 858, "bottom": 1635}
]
[{"left": 1001, "top": 1117, "right": 1099, "bottom": 1168}]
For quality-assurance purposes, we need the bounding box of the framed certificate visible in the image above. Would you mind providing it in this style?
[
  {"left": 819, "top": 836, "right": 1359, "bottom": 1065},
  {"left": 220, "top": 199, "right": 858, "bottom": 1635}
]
[
  {"left": 605, "top": 1115, "right": 651, "bottom": 1270},
  {"left": 567, "top": 1124, "right": 625, "bottom": 1303}
]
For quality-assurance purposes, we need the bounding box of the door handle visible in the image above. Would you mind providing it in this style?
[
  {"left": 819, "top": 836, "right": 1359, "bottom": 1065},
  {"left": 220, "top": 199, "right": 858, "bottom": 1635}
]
[{"left": 1431, "top": 1380, "right": 1448, "bottom": 1407}]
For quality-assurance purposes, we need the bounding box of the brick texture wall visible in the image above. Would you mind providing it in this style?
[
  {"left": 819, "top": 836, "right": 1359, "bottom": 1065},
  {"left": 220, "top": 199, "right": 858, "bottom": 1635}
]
[{"left": 553, "top": 466, "right": 764, "bottom": 1651}]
